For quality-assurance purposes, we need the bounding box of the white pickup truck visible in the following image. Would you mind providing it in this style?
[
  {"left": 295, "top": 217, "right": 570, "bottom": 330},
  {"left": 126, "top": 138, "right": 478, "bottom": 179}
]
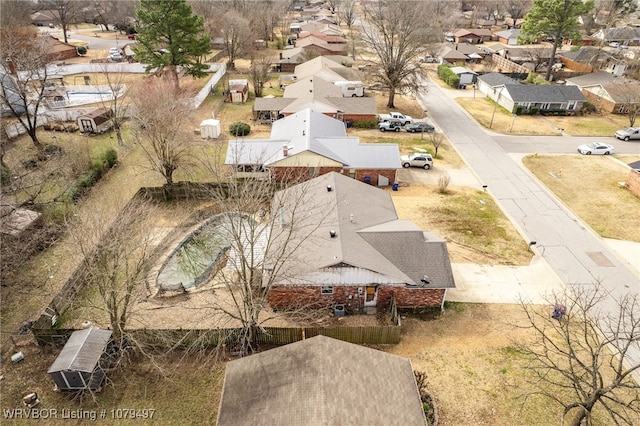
[{"left": 378, "top": 112, "right": 413, "bottom": 125}]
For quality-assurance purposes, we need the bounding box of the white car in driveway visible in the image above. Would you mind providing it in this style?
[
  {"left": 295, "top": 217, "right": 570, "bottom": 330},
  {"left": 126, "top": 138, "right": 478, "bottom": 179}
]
[{"left": 577, "top": 142, "right": 615, "bottom": 155}]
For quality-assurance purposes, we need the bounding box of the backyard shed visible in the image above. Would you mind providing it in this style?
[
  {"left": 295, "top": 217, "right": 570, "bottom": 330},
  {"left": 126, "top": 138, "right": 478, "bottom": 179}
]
[
  {"left": 77, "top": 107, "right": 113, "bottom": 134},
  {"left": 200, "top": 119, "right": 221, "bottom": 139},
  {"left": 227, "top": 79, "right": 249, "bottom": 103},
  {"left": 47, "top": 328, "right": 112, "bottom": 391}
]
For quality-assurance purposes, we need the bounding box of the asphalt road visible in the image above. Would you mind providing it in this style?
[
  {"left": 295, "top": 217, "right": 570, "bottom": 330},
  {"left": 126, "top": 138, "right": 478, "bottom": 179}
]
[
  {"left": 417, "top": 75, "right": 640, "bottom": 371},
  {"left": 492, "top": 134, "right": 640, "bottom": 155}
]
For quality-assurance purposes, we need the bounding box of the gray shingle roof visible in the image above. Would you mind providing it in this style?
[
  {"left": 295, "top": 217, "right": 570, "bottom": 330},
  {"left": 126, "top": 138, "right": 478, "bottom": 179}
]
[
  {"left": 253, "top": 97, "right": 294, "bottom": 112},
  {"left": 226, "top": 109, "right": 399, "bottom": 169},
  {"left": 478, "top": 72, "right": 519, "bottom": 87},
  {"left": 270, "top": 172, "right": 455, "bottom": 288},
  {"left": 48, "top": 328, "right": 112, "bottom": 373},
  {"left": 216, "top": 335, "right": 427, "bottom": 426},
  {"left": 565, "top": 72, "right": 617, "bottom": 87},
  {"left": 504, "top": 84, "right": 586, "bottom": 103}
]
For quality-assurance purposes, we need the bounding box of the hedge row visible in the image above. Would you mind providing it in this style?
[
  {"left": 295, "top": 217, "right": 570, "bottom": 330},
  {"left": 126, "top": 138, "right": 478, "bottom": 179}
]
[{"left": 64, "top": 148, "right": 118, "bottom": 202}]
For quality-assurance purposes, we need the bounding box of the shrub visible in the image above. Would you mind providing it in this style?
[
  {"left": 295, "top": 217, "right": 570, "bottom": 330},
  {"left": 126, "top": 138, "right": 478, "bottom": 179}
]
[
  {"left": 351, "top": 119, "right": 378, "bottom": 129},
  {"left": 582, "top": 102, "right": 596, "bottom": 113},
  {"left": 44, "top": 144, "right": 65, "bottom": 157},
  {"left": 77, "top": 46, "right": 87, "bottom": 56},
  {"left": 0, "top": 164, "right": 11, "bottom": 186},
  {"left": 64, "top": 148, "right": 118, "bottom": 202},
  {"left": 229, "top": 122, "right": 251, "bottom": 137},
  {"left": 103, "top": 148, "right": 118, "bottom": 168}
]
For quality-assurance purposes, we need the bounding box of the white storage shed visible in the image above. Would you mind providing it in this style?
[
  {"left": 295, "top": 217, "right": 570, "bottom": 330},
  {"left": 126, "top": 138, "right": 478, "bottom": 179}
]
[{"left": 200, "top": 119, "right": 221, "bottom": 139}]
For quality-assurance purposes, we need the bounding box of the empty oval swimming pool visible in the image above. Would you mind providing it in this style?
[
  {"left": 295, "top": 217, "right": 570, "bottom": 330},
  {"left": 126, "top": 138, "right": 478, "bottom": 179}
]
[{"left": 156, "top": 213, "right": 256, "bottom": 291}]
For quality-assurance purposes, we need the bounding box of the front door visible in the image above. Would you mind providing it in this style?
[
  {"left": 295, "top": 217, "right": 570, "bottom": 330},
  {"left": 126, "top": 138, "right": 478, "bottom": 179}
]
[{"left": 363, "top": 285, "right": 378, "bottom": 307}]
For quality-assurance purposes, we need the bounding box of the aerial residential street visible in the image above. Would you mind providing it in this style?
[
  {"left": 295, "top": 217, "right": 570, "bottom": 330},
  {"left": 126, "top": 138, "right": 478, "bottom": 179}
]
[{"left": 418, "top": 75, "right": 640, "bottom": 373}]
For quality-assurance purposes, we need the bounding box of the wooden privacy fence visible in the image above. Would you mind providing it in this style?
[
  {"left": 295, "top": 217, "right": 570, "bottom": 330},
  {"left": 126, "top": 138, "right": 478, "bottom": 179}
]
[{"left": 32, "top": 324, "right": 401, "bottom": 348}]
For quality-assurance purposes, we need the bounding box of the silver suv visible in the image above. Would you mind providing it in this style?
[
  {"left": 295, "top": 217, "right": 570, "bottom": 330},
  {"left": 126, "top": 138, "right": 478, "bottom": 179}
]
[
  {"left": 401, "top": 153, "right": 433, "bottom": 169},
  {"left": 615, "top": 127, "right": 640, "bottom": 141}
]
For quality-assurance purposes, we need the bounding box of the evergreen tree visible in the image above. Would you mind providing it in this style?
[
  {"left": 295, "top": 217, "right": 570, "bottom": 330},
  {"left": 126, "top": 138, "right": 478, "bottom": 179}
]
[
  {"left": 519, "top": 0, "right": 594, "bottom": 81},
  {"left": 133, "top": 0, "right": 210, "bottom": 90}
]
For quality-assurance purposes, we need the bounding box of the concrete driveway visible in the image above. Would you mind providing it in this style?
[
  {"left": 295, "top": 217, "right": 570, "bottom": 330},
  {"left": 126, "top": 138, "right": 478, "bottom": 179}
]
[{"left": 397, "top": 164, "right": 483, "bottom": 189}]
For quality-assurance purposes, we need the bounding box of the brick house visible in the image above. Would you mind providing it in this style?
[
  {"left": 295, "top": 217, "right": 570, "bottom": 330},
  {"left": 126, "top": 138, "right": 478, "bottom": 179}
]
[
  {"left": 226, "top": 108, "right": 399, "bottom": 185},
  {"left": 566, "top": 72, "right": 640, "bottom": 114},
  {"left": 44, "top": 35, "right": 78, "bottom": 62},
  {"left": 266, "top": 171, "right": 455, "bottom": 313},
  {"left": 452, "top": 28, "right": 493, "bottom": 44},
  {"left": 254, "top": 58, "right": 376, "bottom": 124}
]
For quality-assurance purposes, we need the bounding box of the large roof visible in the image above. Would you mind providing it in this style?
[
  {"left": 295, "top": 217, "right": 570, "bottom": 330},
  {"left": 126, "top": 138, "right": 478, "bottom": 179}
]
[
  {"left": 503, "top": 84, "right": 586, "bottom": 103},
  {"left": 48, "top": 328, "right": 112, "bottom": 373},
  {"left": 216, "top": 335, "right": 426, "bottom": 426},
  {"left": 293, "top": 55, "right": 360, "bottom": 81},
  {"left": 226, "top": 109, "right": 399, "bottom": 169},
  {"left": 565, "top": 72, "right": 617, "bottom": 87},
  {"left": 478, "top": 72, "right": 519, "bottom": 87},
  {"left": 283, "top": 75, "right": 343, "bottom": 98},
  {"left": 270, "top": 172, "right": 455, "bottom": 288}
]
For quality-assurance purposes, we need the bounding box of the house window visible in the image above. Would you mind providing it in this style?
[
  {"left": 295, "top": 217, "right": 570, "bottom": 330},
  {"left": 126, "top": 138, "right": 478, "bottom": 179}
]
[{"left": 321, "top": 286, "right": 333, "bottom": 295}]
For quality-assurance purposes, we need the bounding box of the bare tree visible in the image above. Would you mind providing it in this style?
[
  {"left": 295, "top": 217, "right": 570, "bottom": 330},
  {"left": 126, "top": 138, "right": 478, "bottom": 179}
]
[
  {"left": 218, "top": 10, "right": 252, "bottom": 70},
  {"left": 193, "top": 152, "right": 334, "bottom": 355},
  {"left": 249, "top": 53, "right": 273, "bottom": 98},
  {"left": 38, "top": 0, "right": 85, "bottom": 44},
  {"left": 0, "top": 0, "right": 32, "bottom": 27},
  {"left": 130, "top": 80, "right": 193, "bottom": 186},
  {"left": 360, "top": 1, "right": 430, "bottom": 108},
  {"left": 338, "top": 0, "right": 358, "bottom": 58},
  {"left": 506, "top": 0, "right": 533, "bottom": 28},
  {"left": 0, "top": 26, "right": 53, "bottom": 151},
  {"left": 428, "top": 132, "right": 445, "bottom": 159},
  {"left": 96, "top": 64, "right": 131, "bottom": 146},
  {"left": 69, "top": 197, "right": 158, "bottom": 352},
  {"left": 606, "top": 80, "right": 640, "bottom": 127},
  {"left": 516, "top": 284, "right": 640, "bottom": 426}
]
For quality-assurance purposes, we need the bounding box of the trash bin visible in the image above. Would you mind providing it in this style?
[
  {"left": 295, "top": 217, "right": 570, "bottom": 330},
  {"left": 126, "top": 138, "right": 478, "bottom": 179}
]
[
  {"left": 392, "top": 182, "right": 399, "bottom": 191},
  {"left": 345, "top": 121, "right": 352, "bottom": 128},
  {"left": 364, "top": 176, "right": 371, "bottom": 184}
]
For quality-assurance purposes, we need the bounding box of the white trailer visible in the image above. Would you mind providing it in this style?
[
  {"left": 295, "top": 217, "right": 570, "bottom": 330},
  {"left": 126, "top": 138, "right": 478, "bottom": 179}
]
[{"left": 334, "top": 81, "right": 364, "bottom": 97}]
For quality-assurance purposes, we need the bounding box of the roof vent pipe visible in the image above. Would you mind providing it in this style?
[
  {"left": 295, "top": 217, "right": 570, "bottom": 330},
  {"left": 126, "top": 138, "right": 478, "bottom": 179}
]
[
  {"left": 283, "top": 144, "right": 288, "bottom": 156},
  {"left": 326, "top": 185, "right": 332, "bottom": 192},
  {"left": 329, "top": 230, "right": 337, "bottom": 238},
  {"left": 350, "top": 214, "right": 354, "bottom": 223}
]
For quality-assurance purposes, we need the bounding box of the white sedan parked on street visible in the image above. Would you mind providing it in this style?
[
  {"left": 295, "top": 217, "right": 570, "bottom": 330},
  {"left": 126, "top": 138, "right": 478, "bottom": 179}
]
[{"left": 577, "top": 142, "right": 615, "bottom": 155}]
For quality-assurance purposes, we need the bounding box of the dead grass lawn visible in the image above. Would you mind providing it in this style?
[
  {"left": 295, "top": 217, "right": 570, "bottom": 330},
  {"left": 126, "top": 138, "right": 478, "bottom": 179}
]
[
  {"left": 523, "top": 155, "right": 640, "bottom": 241},
  {"left": 389, "top": 184, "right": 532, "bottom": 265}
]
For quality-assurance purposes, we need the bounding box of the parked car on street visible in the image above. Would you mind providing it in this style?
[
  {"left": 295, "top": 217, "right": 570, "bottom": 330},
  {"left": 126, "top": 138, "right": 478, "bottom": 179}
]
[
  {"left": 405, "top": 122, "right": 435, "bottom": 133},
  {"left": 418, "top": 56, "right": 439, "bottom": 63},
  {"left": 378, "top": 121, "right": 403, "bottom": 132},
  {"left": 615, "top": 127, "right": 640, "bottom": 141},
  {"left": 577, "top": 142, "right": 615, "bottom": 155},
  {"left": 401, "top": 153, "right": 433, "bottom": 169}
]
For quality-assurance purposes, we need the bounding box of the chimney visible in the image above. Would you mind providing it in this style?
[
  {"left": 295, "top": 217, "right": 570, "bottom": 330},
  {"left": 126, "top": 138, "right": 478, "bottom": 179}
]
[
  {"left": 6, "top": 58, "right": 16, "bottom": 75},
  {"left": 283, "top": 144, "right": 288, "bottom": 156}
]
